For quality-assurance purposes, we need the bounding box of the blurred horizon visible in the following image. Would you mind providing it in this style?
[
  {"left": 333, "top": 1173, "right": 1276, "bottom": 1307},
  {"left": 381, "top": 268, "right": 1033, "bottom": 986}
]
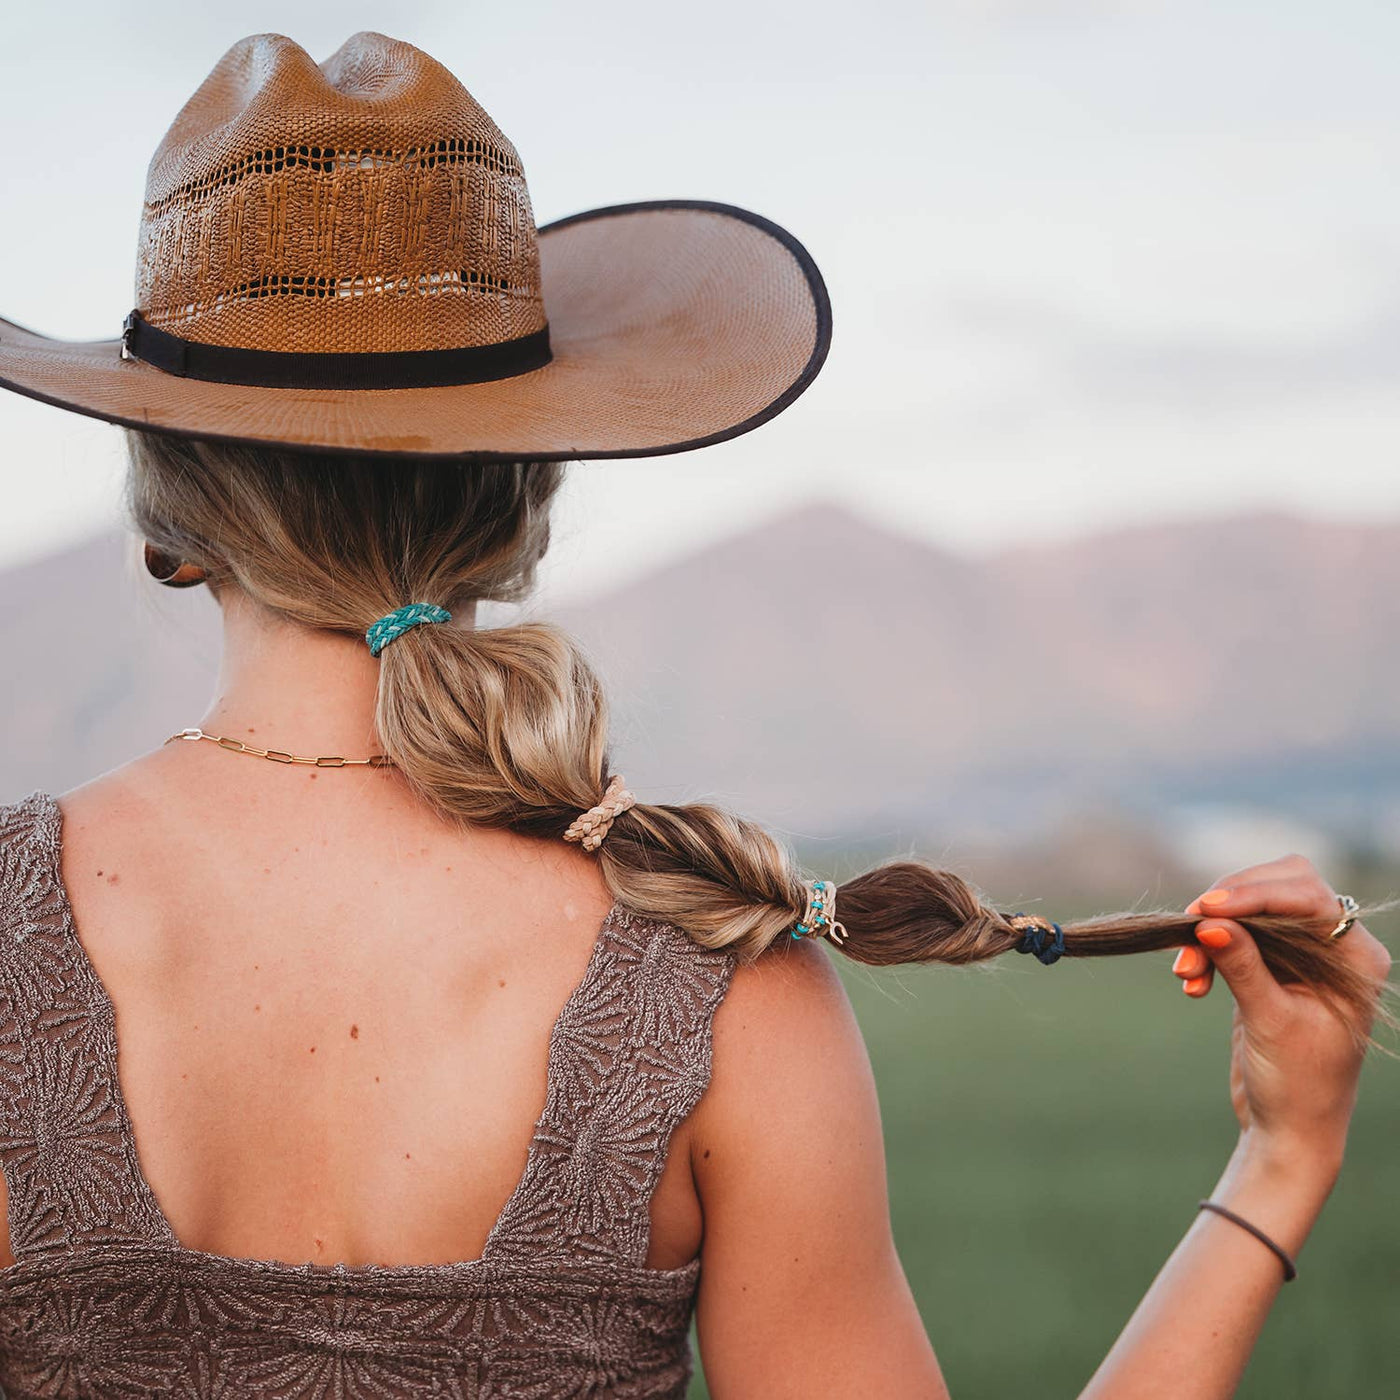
[{"left": 8, "top": 500, "right": 1400, "bottom": 894}]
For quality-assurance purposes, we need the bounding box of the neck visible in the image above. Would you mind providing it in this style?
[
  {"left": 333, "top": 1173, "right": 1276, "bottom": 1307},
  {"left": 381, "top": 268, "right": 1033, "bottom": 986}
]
[{"left": 197, "top": 589, "right": 477, "bottom": 758}]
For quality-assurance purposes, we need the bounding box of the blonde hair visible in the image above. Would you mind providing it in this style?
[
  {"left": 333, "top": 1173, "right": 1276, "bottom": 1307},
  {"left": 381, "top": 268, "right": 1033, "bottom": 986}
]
[{"left": 126, "top": 428, "right": 1392, "bottom": 1040}]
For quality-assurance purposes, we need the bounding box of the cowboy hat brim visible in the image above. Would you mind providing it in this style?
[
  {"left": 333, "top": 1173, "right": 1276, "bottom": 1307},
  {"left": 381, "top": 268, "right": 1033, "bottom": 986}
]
[{"left": 0, "top": 201, "right": 830, "bottom": 460}]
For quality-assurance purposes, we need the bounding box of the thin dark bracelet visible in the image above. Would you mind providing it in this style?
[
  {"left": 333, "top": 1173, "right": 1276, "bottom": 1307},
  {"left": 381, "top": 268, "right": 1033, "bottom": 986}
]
[{"left": 1197, "top": 1200, "right": 1298, "bottom": 1282}]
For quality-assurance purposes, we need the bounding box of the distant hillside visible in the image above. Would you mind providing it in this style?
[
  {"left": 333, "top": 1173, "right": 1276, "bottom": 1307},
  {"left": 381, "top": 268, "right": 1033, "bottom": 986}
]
[
  {"left": 553, "top": 504, "right": 1400, "bottom": 840},
  {"left": 0, "top": 533, "right": 223, "bottom": 797},
  {"left": 4, "top": 505, "right": 1399, "bottom": 849}
]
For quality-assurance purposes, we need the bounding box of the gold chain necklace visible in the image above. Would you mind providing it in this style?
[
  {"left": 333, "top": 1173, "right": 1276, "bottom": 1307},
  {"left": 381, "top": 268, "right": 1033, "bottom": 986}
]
[{"left": 165, "top": 727, "right": 393, "bottom": 768}]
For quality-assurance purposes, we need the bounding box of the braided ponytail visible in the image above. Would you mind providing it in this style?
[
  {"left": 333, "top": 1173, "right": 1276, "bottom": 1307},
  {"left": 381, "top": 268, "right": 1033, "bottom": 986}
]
[
  {"left": 126, "top": 428, "right": 1393, "bottom": 1044},
  {"left": 377, "top": 613, "right": 1392, "bottom": 1039}
]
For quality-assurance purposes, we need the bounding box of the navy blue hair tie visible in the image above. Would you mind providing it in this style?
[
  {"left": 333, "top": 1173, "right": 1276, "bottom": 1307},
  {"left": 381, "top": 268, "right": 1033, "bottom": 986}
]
[{"left": 1009, "top": 912, "right": 1066, "bottom": 966}]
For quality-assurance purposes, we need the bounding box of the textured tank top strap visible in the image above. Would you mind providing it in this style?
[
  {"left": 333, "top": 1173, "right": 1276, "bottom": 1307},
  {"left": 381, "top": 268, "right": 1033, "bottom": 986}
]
[
  {"left": 484, "top": 904, "right": 736, "bottom": 1268},
  {"left": 0, "top": 792, "right": 177, "bottom": 1259}
]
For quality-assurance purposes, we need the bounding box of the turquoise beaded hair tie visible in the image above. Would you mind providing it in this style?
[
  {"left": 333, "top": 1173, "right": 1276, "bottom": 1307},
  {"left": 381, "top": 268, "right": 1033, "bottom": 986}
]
[
  {"left": 790, "top": 879, "right": 848, "bottom": 946},
  {"left": 365, "top": 603, "right": 452, "bottom": 657}
]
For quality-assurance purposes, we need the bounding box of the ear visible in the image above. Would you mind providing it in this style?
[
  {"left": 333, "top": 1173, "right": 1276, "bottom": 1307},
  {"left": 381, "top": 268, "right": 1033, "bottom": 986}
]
[{"left": 143, "top": 541, "right": 209, "bottom": 588}]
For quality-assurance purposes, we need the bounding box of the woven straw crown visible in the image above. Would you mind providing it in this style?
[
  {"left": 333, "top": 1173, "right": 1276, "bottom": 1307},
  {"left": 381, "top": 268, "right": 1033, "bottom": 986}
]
[{"left": 138, "top": 33, "right": 545, "bottom": 356}]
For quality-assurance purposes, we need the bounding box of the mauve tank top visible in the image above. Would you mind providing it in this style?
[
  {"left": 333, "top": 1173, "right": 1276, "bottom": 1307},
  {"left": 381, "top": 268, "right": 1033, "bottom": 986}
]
[{"left": 0, "top": 792, "right": 736, "bottom": 1398}]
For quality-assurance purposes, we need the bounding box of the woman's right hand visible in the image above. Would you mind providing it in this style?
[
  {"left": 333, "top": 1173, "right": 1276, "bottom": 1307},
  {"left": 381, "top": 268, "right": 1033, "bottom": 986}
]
[
  {"left": 1073, "top": 855, "right": 1390, "bottom": 1399},
  {"left": 1172, "top": 852, "right": 1391, "bottom": 1168}
]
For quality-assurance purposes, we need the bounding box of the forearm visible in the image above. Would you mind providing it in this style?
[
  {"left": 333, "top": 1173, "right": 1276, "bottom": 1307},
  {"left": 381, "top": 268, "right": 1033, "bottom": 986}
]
[{"left": 1078, "top": 1132, "right": 1341, "bottom": 1400}]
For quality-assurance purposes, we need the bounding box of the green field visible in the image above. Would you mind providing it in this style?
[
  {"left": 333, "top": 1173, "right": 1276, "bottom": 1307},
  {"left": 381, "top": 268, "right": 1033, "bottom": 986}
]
[{"left": 687, "top": 873, "right": 1398, "bottom": 1398}]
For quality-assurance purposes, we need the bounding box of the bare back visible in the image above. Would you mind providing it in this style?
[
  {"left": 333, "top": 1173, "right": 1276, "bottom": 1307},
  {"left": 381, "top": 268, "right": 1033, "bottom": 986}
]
[{"left": 0, "top": 745, "right": 705, "bottom": 1273}]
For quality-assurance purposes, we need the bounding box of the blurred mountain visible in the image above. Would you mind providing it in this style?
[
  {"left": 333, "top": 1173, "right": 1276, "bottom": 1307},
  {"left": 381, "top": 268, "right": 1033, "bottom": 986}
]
[
  {"left": 553, "top": 503, "right": 1400, "bottom": 845},
  {"left": 4, "top": 505, "right": 1400, "bottom": 864},
  {"left": 0, "top": 533, "right": 223, "bottom": 798}
]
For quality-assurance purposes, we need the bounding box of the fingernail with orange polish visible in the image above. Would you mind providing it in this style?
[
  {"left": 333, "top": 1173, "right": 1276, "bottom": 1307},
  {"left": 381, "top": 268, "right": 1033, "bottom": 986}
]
[
  {"left": 1199, "top": 889, "right": 1232, "bottom": 908},
  {"left": 1173, "top": 948, "right": 1205, "bottom": 976},
  {"left": 1197, "top": 925, "right": 1232, "bottom": 949},
  {"left": 1183, "top": 976, "right": 1211, "bottom": 996}
]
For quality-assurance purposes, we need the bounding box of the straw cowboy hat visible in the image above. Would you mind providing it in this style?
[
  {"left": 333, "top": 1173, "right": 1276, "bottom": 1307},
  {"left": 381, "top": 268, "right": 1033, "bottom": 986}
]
[{"left": 0, "top": 31, "right": 830, "bottom": 459}]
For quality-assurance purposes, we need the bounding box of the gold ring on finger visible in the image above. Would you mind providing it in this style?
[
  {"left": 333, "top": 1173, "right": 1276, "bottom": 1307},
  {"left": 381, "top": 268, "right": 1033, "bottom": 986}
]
[{"left": 1328, "top": 893, "right": 1360, "bottom": 941}]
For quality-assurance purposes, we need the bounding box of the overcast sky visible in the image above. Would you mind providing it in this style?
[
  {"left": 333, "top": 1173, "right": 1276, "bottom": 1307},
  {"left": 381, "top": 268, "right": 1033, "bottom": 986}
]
[{"left": 2, "top": 0, "right": 1397, "bottom": 601}]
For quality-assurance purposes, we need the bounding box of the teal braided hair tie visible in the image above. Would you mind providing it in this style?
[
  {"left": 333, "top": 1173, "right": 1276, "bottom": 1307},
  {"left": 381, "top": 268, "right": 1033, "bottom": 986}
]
[{"left": 365, "top": 603, "right": 452, "bottom": 657}]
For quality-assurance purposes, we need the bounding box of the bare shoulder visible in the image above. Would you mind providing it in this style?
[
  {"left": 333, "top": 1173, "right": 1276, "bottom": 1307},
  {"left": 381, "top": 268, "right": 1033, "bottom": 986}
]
[
  {"left": 54, "top": 750, "right": 218, "bottom": 900},
  {"left": 687, "top": 936, "right": 946, "bottom": 1396},
  {"left": 43, "top": 754, "right": 200, "bottom": 980},
  {"left": 707, "top": 934, "right": 863, "bottom": 1091},
  {"left": 2, "top": 758, "right": 149, "bottom": 829},
  {"left": 57, "top": 751, "right": 179, "bottom": 831},
  {"left": 0, "top": 758, "right": 171, "bottom": 900},
  {"left": 691, "top": 933, "right": 880, "bottom": 1175}
]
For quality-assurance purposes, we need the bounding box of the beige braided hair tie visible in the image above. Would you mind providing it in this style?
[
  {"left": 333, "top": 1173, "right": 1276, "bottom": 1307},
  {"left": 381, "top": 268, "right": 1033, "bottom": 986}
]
[{"left": 562, "top": 774, "right": 637, "bottom": 852}]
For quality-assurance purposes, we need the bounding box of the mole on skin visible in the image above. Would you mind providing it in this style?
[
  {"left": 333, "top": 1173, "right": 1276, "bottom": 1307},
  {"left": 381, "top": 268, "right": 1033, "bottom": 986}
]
[{"left": 350, "top": 1024, "right": 359, "bottom": 1040}]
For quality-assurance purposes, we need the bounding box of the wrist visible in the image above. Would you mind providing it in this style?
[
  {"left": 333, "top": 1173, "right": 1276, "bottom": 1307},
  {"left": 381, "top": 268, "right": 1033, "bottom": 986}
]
[
  {"left": 1210, "top": 1132, "right": 1343, "bottom": 1260},
  {"left": 1233, "top": 1127, "right": 1346, "bottom": 1190}
]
